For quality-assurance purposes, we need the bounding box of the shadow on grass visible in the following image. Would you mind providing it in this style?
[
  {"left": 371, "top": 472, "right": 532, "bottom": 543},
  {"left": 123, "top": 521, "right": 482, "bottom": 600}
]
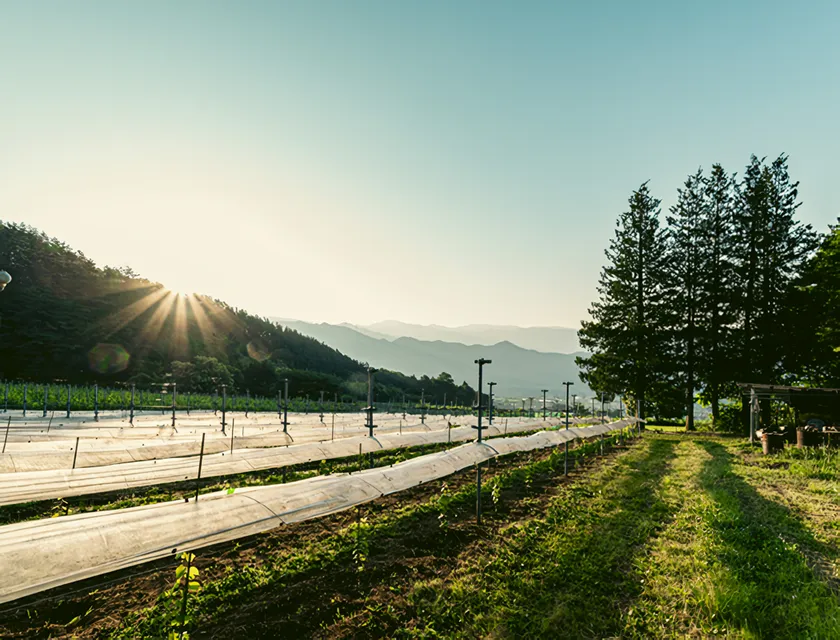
[
  {"left": 696, "top": 440, "right": 840, "bottom": 638},
  {"left": 404, "top": 437, "right": 681, "bottom": 639}
]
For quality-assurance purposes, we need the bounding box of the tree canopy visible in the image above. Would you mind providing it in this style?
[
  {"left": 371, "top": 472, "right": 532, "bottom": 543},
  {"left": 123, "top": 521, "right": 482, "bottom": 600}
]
[{"left": 578, "top": 154, "right": 829, "bottom": 425}]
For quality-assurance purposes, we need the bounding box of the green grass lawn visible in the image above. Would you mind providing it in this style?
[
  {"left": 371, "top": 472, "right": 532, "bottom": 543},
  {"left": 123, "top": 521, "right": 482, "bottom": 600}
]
[
  {"left": 397, "top": 435, "right": 840, "bottom": 638},
  {"left": 645, "top": 423, "right": 687, "bottom": 432},
  {"left": 5, "top": 433, "right": 840, "bottom": 639}
]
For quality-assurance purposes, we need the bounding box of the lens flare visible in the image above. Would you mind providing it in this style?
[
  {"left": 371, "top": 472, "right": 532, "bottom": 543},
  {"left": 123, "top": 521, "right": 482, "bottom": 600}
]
[
  {"left": 88, "top": 343, "right": 131, "bottom": 374},
  {"left": 246, "top": 340, "right": 271, "bottom": 362}
]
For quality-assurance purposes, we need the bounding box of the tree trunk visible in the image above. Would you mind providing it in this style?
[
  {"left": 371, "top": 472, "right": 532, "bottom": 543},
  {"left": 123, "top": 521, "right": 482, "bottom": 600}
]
[{"left": 711, "top": 385, "right": 719, "bottom": 427}]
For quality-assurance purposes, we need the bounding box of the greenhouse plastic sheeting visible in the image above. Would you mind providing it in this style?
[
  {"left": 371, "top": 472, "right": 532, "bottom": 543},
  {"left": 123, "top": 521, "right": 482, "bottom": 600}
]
[
  {"left": 0, "top": 419, "right": 640, "bottom": 604},
  {"left": 0, "top": 417, "right": 598, "bottom": 506}
]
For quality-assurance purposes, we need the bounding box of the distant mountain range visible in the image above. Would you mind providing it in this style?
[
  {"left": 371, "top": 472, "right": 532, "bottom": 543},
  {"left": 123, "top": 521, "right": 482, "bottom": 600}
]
[
  {"left": 346, "top": 321, "right": 581, "bottom": 354},
  {"left": 274, "top": 319, "right": 591, "bottom": 401}
]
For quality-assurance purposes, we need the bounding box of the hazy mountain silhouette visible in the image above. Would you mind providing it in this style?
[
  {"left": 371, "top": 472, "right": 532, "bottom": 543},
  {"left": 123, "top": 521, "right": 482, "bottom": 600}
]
[
  {"left": 275, "top": 319, "right": 591, "bottom": 400},
  {"left": 350, "top": 321, "right": 581, "bottom": 353}
]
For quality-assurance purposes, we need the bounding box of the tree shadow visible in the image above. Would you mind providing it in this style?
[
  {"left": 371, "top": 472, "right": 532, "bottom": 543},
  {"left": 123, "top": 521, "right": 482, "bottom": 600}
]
[
  {"left": 695, "top": 439, "right": 840, "bottom": 638},
  {"left": 405, "top": 437, "right": 681, "bottom": 639}
]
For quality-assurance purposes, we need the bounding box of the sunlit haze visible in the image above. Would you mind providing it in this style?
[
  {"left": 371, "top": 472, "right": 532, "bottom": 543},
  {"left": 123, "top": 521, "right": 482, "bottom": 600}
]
[{"left": 2, "top": 1, "right": 838, "bottom": 327}]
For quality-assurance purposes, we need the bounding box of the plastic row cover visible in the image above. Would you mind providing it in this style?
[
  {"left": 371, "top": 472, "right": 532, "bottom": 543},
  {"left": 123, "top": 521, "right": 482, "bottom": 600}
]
[
  {"left": 0, "top": 417, "right": 584, "bottom": 506},
  {"left": 0, "top": 419, "right": 640, "bottom": 604},
  {"left": 0, "top": 413, "right": 461, "bottom": 473}
]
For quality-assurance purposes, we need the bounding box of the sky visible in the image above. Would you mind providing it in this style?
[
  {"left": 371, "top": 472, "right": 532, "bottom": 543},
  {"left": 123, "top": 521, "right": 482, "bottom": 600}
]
[{"left": 1, "top": 1, "right": 838, "bottom": 328}]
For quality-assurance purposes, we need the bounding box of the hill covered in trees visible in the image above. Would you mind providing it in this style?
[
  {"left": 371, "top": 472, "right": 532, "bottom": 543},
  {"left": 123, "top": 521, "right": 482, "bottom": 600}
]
[
  {"left": 0, "top": 222, "right": 477, "bottom": 402},
  {"left": 578, "top": 154, "right": 839, "bottom": 428}
]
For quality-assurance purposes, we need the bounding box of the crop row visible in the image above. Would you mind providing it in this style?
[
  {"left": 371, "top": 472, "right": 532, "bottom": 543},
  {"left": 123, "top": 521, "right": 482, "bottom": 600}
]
[{"left": 0, "top": 381, "right": 482, "bottom": 415}]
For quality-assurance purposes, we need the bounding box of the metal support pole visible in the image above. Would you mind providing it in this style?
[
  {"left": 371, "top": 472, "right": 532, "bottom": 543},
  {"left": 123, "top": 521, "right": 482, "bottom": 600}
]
[
  {"left": 282, "top": 379, "right": 289, "bottom": 433},
  {"left": 365, "top": 368, "right": 377, "bottom": 467},
  {"left": 94, "top": 384, "right": 99, "bottom": 422},
  {"left": 129, "top": 384, "right": 135, "bottom": 424},
  {"left": 43, "top": 384, "right": 49, "bottom": 418},
  {"left": 22, "top": 383, "right": 27, "bottom": 417},
  {"left": 563, "top": 382, "right": 573, "bottom": 475},
  {"left": 3, "top": 381, "right": 8, "bottom": 413},
  {"left": 541, "top": 389, "right": 548, "bottom": 420},
  {"left": 420, "top": 388, "right": 426, "bottom": 425},
  {"left": 194, "top": 432, "right": 206, "bottom": 501},
  {"left": 488, "top": 382, "right": 496, "bottom": 425},
  {"left": 171, "top": 383, "right": 177, "bottom": 427},
  {"left": 600, "top": 392, "right": 605, "bottom": 424},
  {"left": 221, "top": 385, "right": 227, "bottom": 432},
  {"left": 72, "top": 436, "right": 80, "bottom": 469},
  {"left": 749, "top": 388, "right": 757, "bottom": 445},
  {"left": 319, "top": 390, "right": 325, "bottom": 423},
  {"left": 230, "top": 419, "right": 235, "bottom": 454},
  {"left": 473, "top": 358, "right": 491, "bottom": 524},
  {"left": 2, "top": 417, "right": 10, "bottom": 453}
]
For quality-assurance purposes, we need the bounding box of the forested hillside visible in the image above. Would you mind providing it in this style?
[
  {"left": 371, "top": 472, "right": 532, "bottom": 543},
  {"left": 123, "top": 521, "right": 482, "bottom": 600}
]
[{"left": 0, "top": 222, "right": 477, "bottom": 401}]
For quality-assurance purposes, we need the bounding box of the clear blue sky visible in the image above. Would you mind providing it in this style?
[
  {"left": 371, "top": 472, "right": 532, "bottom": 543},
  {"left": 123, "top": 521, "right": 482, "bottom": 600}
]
[{"left": 1, "top": 1, "right": 838, "bottom": 327}]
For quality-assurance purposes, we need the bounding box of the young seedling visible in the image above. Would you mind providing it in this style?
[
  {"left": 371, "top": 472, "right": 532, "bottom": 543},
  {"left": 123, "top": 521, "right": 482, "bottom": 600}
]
[{"left": 164, "top": 552, "right": 201, "bottom": 639}]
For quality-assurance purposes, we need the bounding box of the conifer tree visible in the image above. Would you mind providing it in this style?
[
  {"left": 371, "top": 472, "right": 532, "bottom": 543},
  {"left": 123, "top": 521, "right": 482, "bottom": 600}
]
[
  {"left": 795, "top": 220, "right": 840, "bottom": 385},
  {"left": 733, "top": 154, "right": 817, "bottom": 425},
  {"left": 699, "top": 164, "right": 739, "bottom": 424},
  {"left": 578, "top": 183, "right": 672, "bottom": 419},
  {"left": 666, "top": 169, "right": 706, "bottom": 430}
]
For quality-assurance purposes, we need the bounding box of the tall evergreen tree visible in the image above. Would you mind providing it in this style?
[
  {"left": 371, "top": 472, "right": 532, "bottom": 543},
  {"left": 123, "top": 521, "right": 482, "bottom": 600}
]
[
  {"left": 699, "top": 164, "right": 739, "bottom": 424},
  {"left": 794, "top": 220, "right": 840, "bottom": 386},
  {"left": 733, "top": 155, "right": 818, "bottom": 424},
  {"left": 666, "top": 168, "right": 706, "bottom": 430},
  {"left": 578, "top": 183, "right": 672, "bottom": 419}
]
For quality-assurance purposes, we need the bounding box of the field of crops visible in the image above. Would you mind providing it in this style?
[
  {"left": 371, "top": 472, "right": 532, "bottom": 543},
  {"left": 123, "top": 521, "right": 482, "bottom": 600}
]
[
  {"left": 3, "top": 431, "right": 839, "bottom": 639},
  {"left": 0, "top": 406, "right": 631, "bottom": 627},
  {"left": 0, "top": 380, "right": 533, "bottom": 417}
]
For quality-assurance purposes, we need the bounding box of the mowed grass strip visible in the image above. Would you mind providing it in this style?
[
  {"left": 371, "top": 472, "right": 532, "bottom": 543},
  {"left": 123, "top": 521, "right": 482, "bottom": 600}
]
[
  {"left": 393, "top": 436, "right": 840, "bottom": 639},
  {"left": 395, "top": 437, "right": 680, "bottom": 638}
]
